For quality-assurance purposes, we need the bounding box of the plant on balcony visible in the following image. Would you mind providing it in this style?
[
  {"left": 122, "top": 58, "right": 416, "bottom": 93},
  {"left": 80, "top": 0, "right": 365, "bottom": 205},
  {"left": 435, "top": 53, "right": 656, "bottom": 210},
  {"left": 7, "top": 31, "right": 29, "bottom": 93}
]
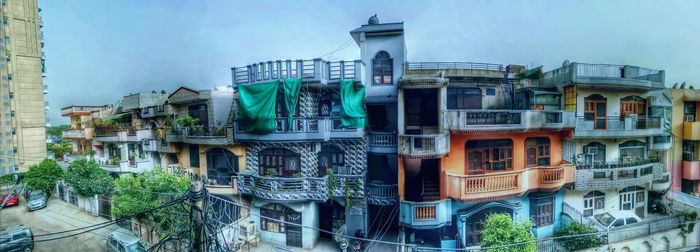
[
  {"left": 680, "top": 211, "right": 698, "bottom": 234},
  {"left": 326, "top": 168, "right": 335, "bottom": 201},
  {"left": 553, "top": 222, "right": 602, "bottom": 251},
  {"left": 24, "top": 159, "right": 63, "bottom": 195},
  {"left": 64, "top": 159, "right": 114, "bottom": 197},
  {"left": 481, "top": 213, "right": 535, "bottom": 252},
  {"left": 112, "top": 170, "right": 190, "bottom": 237},
  {"left": 174, "top": 115, "right": 200, "bottom": 128},
  {"left": 211, "top": 127, "right": 226, "bottom": 136},
  {"left": 109, "top": 156, "right": 121, "bottom": 165},
  {"left": 292, "top": 172, "right": 303, "bottom": 178},
  {"left": 49, "top": 139, "right": 73, "bottom": 161},
  {"left": 93, "top": 118, "right": 118, "bottom": 136},
  {"left": 86, "top": 150, "right": 96, "bottom": 160}
]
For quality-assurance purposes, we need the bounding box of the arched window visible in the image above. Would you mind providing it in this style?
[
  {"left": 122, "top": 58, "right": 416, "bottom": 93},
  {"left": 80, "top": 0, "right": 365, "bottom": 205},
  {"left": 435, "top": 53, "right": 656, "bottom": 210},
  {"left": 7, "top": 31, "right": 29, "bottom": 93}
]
[
  {"left": 619, "top": 186, "right": 645, "bottom": 212},
  {"left": 319, "top": 144, "right": 345, "bottom": 174},
  {"left": 619, "top": 140, "right": 646, "bottom": 163},
  {"left": 465, "top": 207, "right": 513, "bottom": 246},
  {"left": 583, "top": 142, "right": 606, "bottom": 165},
  {"left": 525, "top": 137, "right": 551, "bottom": 167},
  {"left": 372, "top": 51, "right": 393, "bottom": 85},
  {"left": 584, "top": 94, "right": 607, "bottom": 129},
  {"left": 620, "top": 95, "right": 647, "bottom": 117},
  {"left": 259, "top": 148, "right": 300, "bottom": 177},
  {"left": 206, "top": 148, "right": 238, "bottom": 185},
  {"left": 583, "top": 191, "right": 605, "bottom": 217},
  {"left": 466, "top": 139, "right": 513, "bottom": 174}
]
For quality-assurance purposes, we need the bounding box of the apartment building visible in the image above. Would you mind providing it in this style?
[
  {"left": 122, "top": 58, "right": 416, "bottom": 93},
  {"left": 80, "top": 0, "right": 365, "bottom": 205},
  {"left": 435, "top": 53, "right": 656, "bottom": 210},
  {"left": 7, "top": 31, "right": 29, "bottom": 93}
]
[
  {"left": 60, "top": 105, "right": 111, "bottom": 156},
  {"left": 0, "top": 0, "right": 47, "bottom": 174},
  {"left": 669, "top": 87, "right": 700, "bottom": 195}
]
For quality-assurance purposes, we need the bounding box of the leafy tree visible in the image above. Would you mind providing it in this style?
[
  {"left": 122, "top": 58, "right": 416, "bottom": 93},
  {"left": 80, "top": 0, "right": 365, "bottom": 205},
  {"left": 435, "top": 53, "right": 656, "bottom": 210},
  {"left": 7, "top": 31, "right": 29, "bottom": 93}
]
[
  {"left": 481, "top": 213, "right": 536, "bottom": 252},
  {"left": 64, "top": 159, "right": 114, "bottom": 196},
  {"left": 50, "top": 139, "right": 73, "bottom": 160},
  {"left": 46, "top": 125, "right": 70, "bottom": 137},
  {"left": 24, "top": 159, "right": 63, "bottom": 194},
  {"left": 554, "top": 222, "right": 602, "bottom": 251},
  {"left": 174, "top": 115, "right": 200, "bottom": 128},
  {"left": 112, "top": 169, "right": 190, "bottom": 235}
]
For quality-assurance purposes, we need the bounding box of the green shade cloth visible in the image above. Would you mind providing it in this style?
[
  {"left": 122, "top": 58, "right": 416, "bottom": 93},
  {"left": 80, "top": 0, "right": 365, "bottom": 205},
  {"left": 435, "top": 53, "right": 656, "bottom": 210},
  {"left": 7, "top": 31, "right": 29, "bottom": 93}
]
[
  {"left": 284, "top": 78, "right": 302, "bottom": 129},
  {"left": 340, "top": 79, "right": 366, "bottom": 128},
  {"left": 516, "top": 66, "right": 543, "bottom": 79},
  {"left": 237, "top": 80, "right": 279, "bottom": 134}
]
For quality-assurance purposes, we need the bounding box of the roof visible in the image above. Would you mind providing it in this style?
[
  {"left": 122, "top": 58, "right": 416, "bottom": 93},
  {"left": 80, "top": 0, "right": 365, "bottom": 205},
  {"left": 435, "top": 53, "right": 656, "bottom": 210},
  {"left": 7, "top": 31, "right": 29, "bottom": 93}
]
[
  {"left": 350, "top": 22, "right": 404, "bottom": 45},
  {"left": 168, "top": 86, "right": 200, "bottom": 99},
  {"left": 110, "top": 229, "right": 142, "bottom": 244}
]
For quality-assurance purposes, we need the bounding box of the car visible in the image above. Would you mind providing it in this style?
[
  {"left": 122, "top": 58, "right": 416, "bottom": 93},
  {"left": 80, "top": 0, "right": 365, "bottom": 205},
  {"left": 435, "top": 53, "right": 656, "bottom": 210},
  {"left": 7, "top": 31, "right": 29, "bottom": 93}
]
[
  {"left": 107, "top": 229, "right": 147, "bottom": 252},
  {"left": 594, "top": 210, "right": 643, "bottom": 230},
  {"left": 26, "top": 192, "right": 46, "bottom": 211},
  {"left": 0, "top": 225, "right": 34, "bottom": 252},
  {"left": 0, "top": 192, "right": 19, "bottom": 208}
]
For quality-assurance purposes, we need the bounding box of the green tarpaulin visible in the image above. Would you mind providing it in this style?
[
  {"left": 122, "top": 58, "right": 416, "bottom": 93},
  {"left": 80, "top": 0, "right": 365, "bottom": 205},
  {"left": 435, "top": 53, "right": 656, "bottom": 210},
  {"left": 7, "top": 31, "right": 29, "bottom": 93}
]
[
  {"left": 237, "top": 80, "right": 279, "bottom": 134},
  {"left": 340, "top": 79, "right": 366, "bottom": 128},
  {"left": 284, "top": 78, "right": 302, "bottom": 129}
]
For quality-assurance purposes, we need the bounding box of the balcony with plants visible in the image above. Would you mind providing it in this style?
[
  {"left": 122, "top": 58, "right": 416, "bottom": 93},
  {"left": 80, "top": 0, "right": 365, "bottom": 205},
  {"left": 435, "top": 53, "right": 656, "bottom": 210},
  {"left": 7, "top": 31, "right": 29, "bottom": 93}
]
[
  {"left": 166, "top": 115, "right": 233, "bottom": 145},
  {"left": 573, "top": 157, "right": 663, "bottom": 190}
]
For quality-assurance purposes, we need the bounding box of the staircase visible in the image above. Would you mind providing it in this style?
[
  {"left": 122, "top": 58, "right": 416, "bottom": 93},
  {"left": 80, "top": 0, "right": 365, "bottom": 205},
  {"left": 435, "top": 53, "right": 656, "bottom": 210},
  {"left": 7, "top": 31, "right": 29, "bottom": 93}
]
[{"left": 422, "top": 180, "right": 440, "bottom": 201}]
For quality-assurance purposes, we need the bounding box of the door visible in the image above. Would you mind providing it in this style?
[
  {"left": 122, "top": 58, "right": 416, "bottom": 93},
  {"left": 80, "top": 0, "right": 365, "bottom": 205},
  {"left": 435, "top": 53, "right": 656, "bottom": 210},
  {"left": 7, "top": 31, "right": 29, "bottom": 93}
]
[
  {"left": 595, "top": 102, "right": 607, "bottom": 129},
  {"left": 467, "top": 150, "right": 485, "bottom": 175},
  {"left": 620, "top": 192, "right": 634, "bottom": 210},
  {"left": 285, "top": 212, "right": 303, "bottom": 247}
]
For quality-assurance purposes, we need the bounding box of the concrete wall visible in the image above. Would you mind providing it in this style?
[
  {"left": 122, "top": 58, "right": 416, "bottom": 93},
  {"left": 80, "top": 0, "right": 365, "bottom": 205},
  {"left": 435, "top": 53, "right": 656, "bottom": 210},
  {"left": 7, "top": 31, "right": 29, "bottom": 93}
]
[
  {"left": 251, "top": 200, "right": 320, "bottom": 249},
  {"left": 360, "top": 32, "right": 404, "bottom": 98},
  {"left": 574, "top": 88, "right": 655, "bottom": 118}
]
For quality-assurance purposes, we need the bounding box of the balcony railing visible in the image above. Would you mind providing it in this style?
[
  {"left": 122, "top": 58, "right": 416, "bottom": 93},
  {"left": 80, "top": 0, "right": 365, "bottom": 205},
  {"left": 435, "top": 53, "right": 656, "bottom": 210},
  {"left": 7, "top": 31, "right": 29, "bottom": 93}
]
[
  {"left": 204, "top": 175, "right": 238, "bottom": 196},
  {"left": 330, "top": 173, "right": 365, "bottom": 198},
  {"left": 399, "top": 133, "right": 449, "bottom": 158},
  {"left": 167, "top": 126, "right": 233, "bottom": 145},
  {"left": 368, "top": 132, "right": 397, "bottom": 153},
  {"left": 234, "top": 117, "right": 363, "bottom": 142},
  {"left": 237, "top": 173, "right": 328, "bottom": 202},
  {"left": 542, "top": 62, "right": 665, "bottom": 89},
  {"left": 367, "top": 183, "right": 398, "bottom": 205},
  {"left": 399, "top": 199, "right": 451, "bottom": 228},
  {"left": 443, "top": 164, "right": 574, "bottom": 203},
  {"left": 574, "top": 160, "right": 663, "bottom": 190},
  {"left": 445, "top": 110, "right": 576, "bottom": 133},
  {"left": 231, "top": 59, "right": 362, "bottom": 87},
  {"left": 61, "top": 106, "right": 109, "bottom": 116},
  {"left": 406, "top": 62, "right": 503, "bottom": 71},
  {"left": 62, "top": 129, "right": 86, "bottom": 138},
  {"left": 574, "top": 116, "right": 663, "bottom": 138}
]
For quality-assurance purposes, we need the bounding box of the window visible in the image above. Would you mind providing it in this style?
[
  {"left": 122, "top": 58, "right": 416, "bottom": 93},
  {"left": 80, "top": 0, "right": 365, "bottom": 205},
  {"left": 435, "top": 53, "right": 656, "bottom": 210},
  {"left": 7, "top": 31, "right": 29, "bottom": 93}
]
[
  {"left": 583, "top": 191, "right": 605, "bottom": 217},
  {"left": 275, "top": 90, "right": 300, "bottom": 118},
  {"left": 619, "top": 140, "right": 646, "bottom": 163},
  {"left": 620, "top": 96, "right": 647, "bottom": 117},
  {"left": 530, "top": 195, "right": 554, "bottom": 227},
  {"left": 466, "top": 207, "right": 512, "bottom": 246},
  {"left": 684, "top": 140, "right": 697, "bottom": 161},
  {"left": 372, "top": 51, "right": 393, "bottom": 85},
  {"left": 7, "top": 92, "right": 12, "bottom": 99},
  {"left": 466, "top": 139, "right": 513, "bottom": 174},
  {"left": 261, "top": 204, "right": 290, "bottom": 233},
  {"left": 319, "top": 144, "right": 345, "bottom": 174},
  {"left": 564, "top": 86, "right": 576, "bottom": 111},
  {"left": 684, "top": 101, "right": 696, "bottom": 119},
  {"left": 625, "top": 218, "right": 638, "bottom": 225},
  {"left": 206, "top": 148, "right": 238, "bottom": 185},
  {"left": 612, "top": 219, "right": 625, "bottom": 228},
  {"left": 447, "top": 88, "right": 482, "bottom": 109},
  {"left": 259, "top": 148, "right": 300, "bottom": 177},
  {"left": 485, "top": 88, "right": 496, "bottom": 96},
  {"left": 583, "top": 142, "right": 606, "bottom": 165},
  {"left": 189, "top": 145, "right": 199, "bottom": 167},
  {"left": 109, "top": 237, "right": 118, "bottom": 248},
  {"left": 525, "top": 137, "right": 551, "bottom": 167}
]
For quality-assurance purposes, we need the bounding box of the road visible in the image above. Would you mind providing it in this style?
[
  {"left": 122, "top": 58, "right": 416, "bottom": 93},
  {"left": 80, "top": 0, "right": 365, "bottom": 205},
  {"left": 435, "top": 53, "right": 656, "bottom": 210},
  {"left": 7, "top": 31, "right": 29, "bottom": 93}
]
[{"left": 0, "top": 197, "right": 120, "bottom": 252}]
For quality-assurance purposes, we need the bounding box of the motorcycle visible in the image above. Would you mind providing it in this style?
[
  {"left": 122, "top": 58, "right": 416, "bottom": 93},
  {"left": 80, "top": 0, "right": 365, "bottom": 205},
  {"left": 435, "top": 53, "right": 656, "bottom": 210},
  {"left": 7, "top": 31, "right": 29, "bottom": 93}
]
[{"left": 352, "top": 229, "right": 365, "bottom": 252}]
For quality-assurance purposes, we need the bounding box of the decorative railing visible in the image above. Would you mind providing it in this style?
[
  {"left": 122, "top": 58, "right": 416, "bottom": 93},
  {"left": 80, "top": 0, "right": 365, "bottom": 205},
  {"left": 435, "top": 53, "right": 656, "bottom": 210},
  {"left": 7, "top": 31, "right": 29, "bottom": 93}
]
[
  {"left": 542, "top": 62, "right": 665, "bottom": 89},
  {"left": 167, "top": 126, "right": 232, "bottom": 145},
  {"left": 231, "top": 59, "right": 362, "bottom": 86},
  {"left": 399, "top": 133, "right": 449, "bottom": 158},
  {"left": 406, "top": 62, "right": 503, "bottom": 71},
  {"left": 368, "top": 132, "right": 397, "bottom": 147},
  {"left": 237, "top": 173, "right": 328, "bottom": 201},
  {"left": 399, "top": 199, "right": 451, "bottom": 227},
  {"left": 234, "top": 117, "right": 362, "bottom": 141},
  {"left": 330, "top": 173, "right": 365, "bottom": 198},
  {"left": 562, "top": 202, "right": 607, "bottom": 231},
  {"left": 443, "top": 164, "right": 574, "bottom": 203},
  {"left": 607, "top": 214, "right": 683, "bottom": 244},
  {"left": 367, "top": 183, "right": 398, "bottom": 199},
  {"left": 414, "top": 205, "right": 436, "bottom": 221},
  {"left": 445, "top": 110, "right": 576, "bottom": 132},
  {"left": 574, "top": 161, "right": 663, "bottom": 190}
]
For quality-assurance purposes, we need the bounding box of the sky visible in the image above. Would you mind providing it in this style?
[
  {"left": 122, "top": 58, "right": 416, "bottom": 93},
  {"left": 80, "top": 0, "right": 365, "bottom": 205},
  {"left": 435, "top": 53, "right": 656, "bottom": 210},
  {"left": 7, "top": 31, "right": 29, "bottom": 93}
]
[{"left": 41, "top": 0, "right": 700, "bottom": 124}]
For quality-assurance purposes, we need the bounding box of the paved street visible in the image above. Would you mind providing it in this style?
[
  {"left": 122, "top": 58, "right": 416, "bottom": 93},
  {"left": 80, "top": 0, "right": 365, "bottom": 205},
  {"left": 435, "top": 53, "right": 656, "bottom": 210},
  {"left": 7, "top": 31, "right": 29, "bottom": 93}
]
[{"left": 0, "top": 197, "right": 120, "bottom": 252}]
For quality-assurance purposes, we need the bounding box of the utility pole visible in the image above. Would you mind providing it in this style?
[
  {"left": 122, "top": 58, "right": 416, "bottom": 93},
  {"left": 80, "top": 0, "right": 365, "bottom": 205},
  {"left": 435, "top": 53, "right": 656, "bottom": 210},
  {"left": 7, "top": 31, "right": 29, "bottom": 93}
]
[{"left": 189, "top": 179, "right": 206, "bottom": 252}]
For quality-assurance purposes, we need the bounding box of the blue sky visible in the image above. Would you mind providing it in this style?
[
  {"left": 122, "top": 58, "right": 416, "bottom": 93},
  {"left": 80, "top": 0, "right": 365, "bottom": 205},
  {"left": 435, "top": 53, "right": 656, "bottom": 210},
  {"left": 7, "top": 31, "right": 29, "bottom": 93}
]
[{"left": 42, "top": 0, "right": 700, "bottom": 124}]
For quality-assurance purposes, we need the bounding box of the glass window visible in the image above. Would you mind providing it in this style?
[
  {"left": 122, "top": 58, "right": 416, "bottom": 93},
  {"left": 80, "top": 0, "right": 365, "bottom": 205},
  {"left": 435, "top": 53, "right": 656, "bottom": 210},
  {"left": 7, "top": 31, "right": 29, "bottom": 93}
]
[
  {"left": 206, "top": 148, "right": 238, "bottom": 185},
  {"left": 372, "top": 51, "right": 393, "bottom": 85},
  {"left": 466, "top": 139, "right": 513, "bottom": 174},
  {"left": 583, "top": 191, "right": 605, "bottom": 217},
  {"left": 625, "top": 218, "right": 638, "bottom": 225},
  {"left": 447, "top": 88, "right": 481, "bottom": 109},
  {"left": 259, "top": 148, "right": 300, "bottom": 177},
  {"left": 530, "top": 196, "right": 554, "bottom": 227},
  {"left": 189, "top": 145, "right": 199, "bottom": 168},
  {"left": 485, "top": 88, "right": 496, "bottom": 96},
  {"left": 611, "top": 219, "right": 625, "bottom": 228},
  {"left": 619, "top": 140, "right": 646, "bottom": 163},
  {"left": 319, "top": 144, "right": 345, "bottom": 174},
  {"left": 525, "top": 137, "right": 550, "bottom": 167},
  {"left": 685, "top": 101, "right": 696, "bottom": 119},
  {"left": 261, "top": 204, "right": 289, "bottom": 233},
  {"left": 109, "top": 237, "right": 118, "bottom": 247}
]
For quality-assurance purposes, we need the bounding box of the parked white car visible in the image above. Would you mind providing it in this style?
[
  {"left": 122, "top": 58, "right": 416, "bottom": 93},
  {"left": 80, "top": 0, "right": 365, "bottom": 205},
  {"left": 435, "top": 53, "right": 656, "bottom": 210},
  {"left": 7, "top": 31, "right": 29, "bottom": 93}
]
[{"left": 594, "top": 211, "right": 642, "bottom": 229}]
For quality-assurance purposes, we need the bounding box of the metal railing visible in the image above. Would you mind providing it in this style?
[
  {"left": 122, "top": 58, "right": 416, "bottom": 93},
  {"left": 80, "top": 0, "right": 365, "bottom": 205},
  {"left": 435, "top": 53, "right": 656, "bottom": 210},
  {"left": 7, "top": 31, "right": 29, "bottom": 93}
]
[
  {"left": 368, "top": 132, "right": 397, "bottom": 147},
  {"left": 399, "top": 134, "right": 449, "bottom": 157},
  {"left": 367, "top": 183, "right": 398, "bottom": 199},
  {"left": 406, "top": 62, "right": 504, "bottom": 71},
  {"left": 576, "top": 116, "right": 661, "bottom": 131},
  {"left": 562, "top": 202, "right": 606, "bottom": 230},
  {"left": 232, "top": 59, "right": 363, "bottom": 85}
]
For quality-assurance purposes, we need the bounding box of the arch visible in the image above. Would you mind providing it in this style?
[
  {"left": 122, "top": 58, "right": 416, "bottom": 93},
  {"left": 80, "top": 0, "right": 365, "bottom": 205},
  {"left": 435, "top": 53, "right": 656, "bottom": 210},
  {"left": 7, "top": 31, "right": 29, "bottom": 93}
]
[
  {"left": 660, "top": 236, "right": 670, "bottom": 251},
  {"left": 620, "top": 185, "right": 645, "bottom": 193},
  {"left": 525, "top": 137, "right": 551, "bottom": 167},
  {"left": 642, "top": 241, "right": 652, "bottom": 252},
  {"left": 466, "top": 139, "right": 513, "bottom": 174},
  {"left": 584, "top": 190, "right": 605, "bottom": 198},
  {"left": 319, "top": 144, "right": 346, "bottom": 175},
  {"left": 621, "top": 95, "right": 647, "bottom": 117},
  {"left": 619, "top": 140, "right": 646, "bottom": 162},
  {"left": 259, "top": 148, "right": 301, "bottom": 177},
  {"left": 583, "top": 190, "right": 605, "bottom": 216},
  {"left": 205, "top": 147, "right": 238, "bottom": 185},
  {"left": 583, "top": 142, "right": 606, "bottom": 164},
  {"left": 464, "top": 206, "right": 514, "bottom": 246},
  {"left": 621, "top": 247, "right": 631, "bottom": 252},
  {"left": 584, "top": 95, "right": 607, "bottom": 129},
  {"left": 621, "top": 95, "right": 646, "bottom": 102},
  {"left": 620, "top": 140, "right": 645, "bottom": 147},
  {"left": 146, "top": 121, "right": 158, "bottom": 129},
  {"left": 585, "top": 94, "right": 607, "bottom": 101},
  {"left": 372, "top": 50, "right": 393, "bottom": 85}
]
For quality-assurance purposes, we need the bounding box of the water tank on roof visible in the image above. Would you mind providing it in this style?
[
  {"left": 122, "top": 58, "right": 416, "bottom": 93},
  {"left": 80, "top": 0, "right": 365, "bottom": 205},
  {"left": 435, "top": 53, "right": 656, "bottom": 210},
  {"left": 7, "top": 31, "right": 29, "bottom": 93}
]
[{"left": 368, "top": 14, "right": 379, "bottom": 25}]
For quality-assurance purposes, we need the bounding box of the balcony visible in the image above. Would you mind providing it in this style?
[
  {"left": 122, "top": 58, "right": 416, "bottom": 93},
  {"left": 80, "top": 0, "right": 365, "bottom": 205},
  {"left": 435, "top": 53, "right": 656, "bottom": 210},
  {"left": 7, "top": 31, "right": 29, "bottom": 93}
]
[
  {"left": 367, "top": 182, "right": 398, "bottom": 205},
  {"left": 368, "top": 132, "right": 397, "bottom": 153},
  {"left": 329, "top": 172, "right": 365, "bottom": 198},
  {"left": 574, "top": 116, "right": 663, "bottom": 138},
  {"left": 542, "top": 62, "right": 665, "bottom": 90},
  {"left": 682, "top": 161, "right": 700, "bottom": 180},
  {"left": 166, "top": 126, "right": 233, "bottom": 145},
  {"left": 399, "top": 199, "right": 452, "bottom": 229},
  {"left": 233, "top": 117, "right": 363, "bottom": 142},
  {"left": 405, "top": 62, "right": 504, "bottom": 79},
  {"left": 62, "top": 128, "right": 94, "bottom": 139},
  {"left": 442, "top": 164, "right": 574, "bottom": 203},
  {"left": 237, "top": 172, "right": 328, "bottom": 202},
  {"left": 574, "top": 161, "right": 664, "bottom": 190},
  {"left": 231, "top": 59, "right": 362, "bottom": 87},
  {"left": 684, "top": 121, "right": 700, "bottom": 140},
  {"left": 142, "top": 139, "right": 159, "bottom": 152},
  {"left": 205, "top": 176, "right": 238, "bottom": 196},
  {"left": 140, "top": 106, "right": 171, "bottom": 119},
  {"left": 98, "top": 159, "right": 153, "bottom": 173},
  {"left": 399, "top": 133, "right": 449, "bottom": 159},
  {"left": 651, "top": 135, "right": 672, "bottom": 150},
  {"left": 445, "top": 110, "right": 576, "bottom": 133},
  {"left": 95, "top": 129, "right": 152, "bottom": 143},
  {"left": 61, "top": 105, "right": 109, "bottom": 116}
]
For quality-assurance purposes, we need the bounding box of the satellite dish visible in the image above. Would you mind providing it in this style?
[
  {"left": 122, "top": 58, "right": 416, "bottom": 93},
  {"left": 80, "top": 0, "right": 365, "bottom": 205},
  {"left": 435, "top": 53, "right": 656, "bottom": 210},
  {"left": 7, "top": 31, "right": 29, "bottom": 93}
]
[
  {"left": 152, "top": 90, "right": 157, "bottom": 94},
  {"left": 672, "top": 82, "right": 678, "bottom": 89},
  {"left": 161, "top": 90, "right": 167, "bottom": 94},
  {"left": 681, "top": 82, "right": 687, "bottom": 89},
  {"left": 562, "top": 60, "right": 570, "bottom": 67},
  {"left": 691, "top": 85, "right": 695, "bottom": 90}
]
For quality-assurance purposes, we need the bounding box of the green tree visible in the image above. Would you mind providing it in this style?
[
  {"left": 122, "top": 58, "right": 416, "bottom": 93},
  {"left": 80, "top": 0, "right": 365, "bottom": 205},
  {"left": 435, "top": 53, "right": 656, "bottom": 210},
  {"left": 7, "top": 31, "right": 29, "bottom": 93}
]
[
  {"left": 50, "top": 139, "right": 73, "bottom": 160},
  {"left": 46, "top": 125, "right": 70, "bottom": 137},
  {"left": 481, "top": 213, "right": 536, "bottom": 252},
  {"left": 174, "top": 115, "right": 200, "bottom": 128},
  {"left": 24, "top": 159, "right": 63, "bottom": 194},
  {"left": 64, "top": 159, "right": 114, "bottom": 196},
  {"left": 112, "top": 169, "right": 190, "bottom": 235},
  {"left": 554, "top": 222, "right": 602, "bottom": 251}
]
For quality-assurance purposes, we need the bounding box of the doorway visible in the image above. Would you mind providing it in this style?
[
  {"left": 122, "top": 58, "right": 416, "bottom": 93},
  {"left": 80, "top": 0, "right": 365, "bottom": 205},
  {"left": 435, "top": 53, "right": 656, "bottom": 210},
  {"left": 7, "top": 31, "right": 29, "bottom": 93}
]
[{"left": 585, "top": 94, "right": 607, "bottom": 130}]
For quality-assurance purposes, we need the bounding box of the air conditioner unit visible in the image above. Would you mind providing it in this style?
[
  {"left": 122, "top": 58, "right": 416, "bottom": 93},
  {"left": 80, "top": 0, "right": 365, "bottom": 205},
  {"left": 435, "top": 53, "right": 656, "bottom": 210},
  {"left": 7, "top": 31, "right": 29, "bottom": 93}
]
[
  {"left": 239, "top": 221, "right": 257, "bottom": 245},
  {"left": 686, "top": 115, "right": 695, "bottom": 122},
  {"left": 585, "top": 147, "right": 598, "bottom": 154}
]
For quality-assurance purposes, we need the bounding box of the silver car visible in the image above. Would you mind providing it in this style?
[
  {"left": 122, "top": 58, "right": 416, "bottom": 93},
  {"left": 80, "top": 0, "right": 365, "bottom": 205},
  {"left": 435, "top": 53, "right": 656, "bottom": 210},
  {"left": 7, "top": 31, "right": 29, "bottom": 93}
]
[
  {"left": 107, "top": 229, "right": 147, "bottom": 252},
  {"left": 26, "top": 192, "right": 46, "bottom": 211},
  {"left": 0, "top": 225, "right": 34, "bottom": 252}
]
